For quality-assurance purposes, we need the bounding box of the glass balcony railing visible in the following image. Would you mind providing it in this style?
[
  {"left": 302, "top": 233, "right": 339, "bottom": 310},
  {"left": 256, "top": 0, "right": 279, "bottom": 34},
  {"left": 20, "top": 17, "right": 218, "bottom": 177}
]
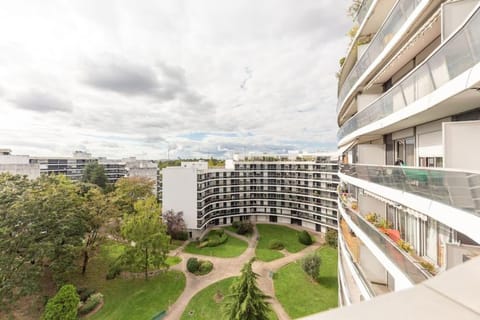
[
  {"left": 341, "top": 164, "right": 480, "bottom": 216},
  {"left": 338, "top": 6, "right": 480, "bottom": 140},
  {"left": 355, "top": 0, "right": 375, "bottom": 27},
  {"left": 338, "top": 0, "right": 422, "bottom": 113},
  {"left": 340, "top": 203, "right": 430, "bottom": 284}
]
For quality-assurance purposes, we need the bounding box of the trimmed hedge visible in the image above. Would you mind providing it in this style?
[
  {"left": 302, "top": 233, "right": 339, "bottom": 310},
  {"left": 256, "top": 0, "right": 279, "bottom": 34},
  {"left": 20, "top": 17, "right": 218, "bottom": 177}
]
[
  {"left": 268, "top": 239, "right": 285, "bottom": 250},
  {"left": 298, "top": 230, "right": 313, "bottom": 245},
  {"left": 187, "top": 257, "right": 200, "bottom": 273},
  {"left": 198, "top": 230, "right": 228, "bottom": 248},
  {"left": 198, "top": 261, "right": 213, "bottom": 275}
]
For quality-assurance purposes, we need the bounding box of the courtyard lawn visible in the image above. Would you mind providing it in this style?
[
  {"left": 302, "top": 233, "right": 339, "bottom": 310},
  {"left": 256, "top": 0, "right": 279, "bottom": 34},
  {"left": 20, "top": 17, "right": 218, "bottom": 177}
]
[
  {"left": 183, "top": 231, "right": 248, "bottom": 258},
  {"left": 255, "top": 224, "right": 308, "bottom": 262},
  {"left": 169, "top": 239, "right": 186, "bottom": 250},
  {"left": 223, "top": 225, "right": 253, "bottom": 237},
  {"left": 274, "top": 246, "right": 338, "bottom": 319},
  {"left": 70, "top": 240, "right": 186, "bottom": 320},
  {"left": 180, "top": 277, "right": 277, "bottom": 320}
]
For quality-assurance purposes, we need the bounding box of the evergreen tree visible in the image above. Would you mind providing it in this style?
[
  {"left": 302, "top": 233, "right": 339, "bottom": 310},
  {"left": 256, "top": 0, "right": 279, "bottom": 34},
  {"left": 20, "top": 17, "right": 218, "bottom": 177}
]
[
  {"left": 82, "top": 162, "right": 107, "bottom": 189},
  {"left": 223, "top": 258, "right": 271, "bottom": 320}
]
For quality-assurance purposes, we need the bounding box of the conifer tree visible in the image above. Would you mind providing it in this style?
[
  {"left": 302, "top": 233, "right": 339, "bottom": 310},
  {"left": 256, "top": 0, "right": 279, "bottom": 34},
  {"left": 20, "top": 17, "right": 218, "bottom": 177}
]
[{"left": 223, "top": 258, "right": 271, "bottom": 320}]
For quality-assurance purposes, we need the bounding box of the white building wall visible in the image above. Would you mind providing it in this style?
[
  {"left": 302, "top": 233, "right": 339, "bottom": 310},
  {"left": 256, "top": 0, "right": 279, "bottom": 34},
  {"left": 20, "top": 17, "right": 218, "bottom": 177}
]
[{"left": 162, "top": 167, "right": 198, "bottom": 230}]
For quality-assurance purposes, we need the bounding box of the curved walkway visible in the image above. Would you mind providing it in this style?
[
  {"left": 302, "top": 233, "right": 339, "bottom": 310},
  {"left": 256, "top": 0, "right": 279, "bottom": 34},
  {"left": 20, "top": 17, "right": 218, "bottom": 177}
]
[{"left": 165, "top": 225, "right": 324, "bottom": 320}]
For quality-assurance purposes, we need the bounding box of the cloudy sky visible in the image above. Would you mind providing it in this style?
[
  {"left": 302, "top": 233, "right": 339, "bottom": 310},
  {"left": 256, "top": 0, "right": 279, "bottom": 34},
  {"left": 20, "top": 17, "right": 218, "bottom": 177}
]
[{"left": 1, "top": 0, "right": 351, "bottom": 159}]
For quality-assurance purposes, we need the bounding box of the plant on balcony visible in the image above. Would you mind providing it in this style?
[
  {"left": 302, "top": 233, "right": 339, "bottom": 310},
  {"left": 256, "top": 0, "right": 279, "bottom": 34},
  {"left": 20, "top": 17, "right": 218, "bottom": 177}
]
[
  {"left": 350, "top": 201, "right": 358, "bottom": 210},
  {"left": 375, "top": 218, "right": 392, "bottom": 230},
  {"left": 365, "top": 212, "right": 378, "bottom": 224},
  {"left": 397, "top": 239, "right": 414, "bottom": 253},
  {"left": 420, "top": 261, "right": 436, "bottom": 275}
]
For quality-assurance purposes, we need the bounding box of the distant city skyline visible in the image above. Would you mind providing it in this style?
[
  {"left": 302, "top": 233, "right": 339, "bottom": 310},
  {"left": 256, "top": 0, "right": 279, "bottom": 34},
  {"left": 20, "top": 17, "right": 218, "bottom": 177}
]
[{"left": 1, "top": 0, "right": 351, "bottom": 159}]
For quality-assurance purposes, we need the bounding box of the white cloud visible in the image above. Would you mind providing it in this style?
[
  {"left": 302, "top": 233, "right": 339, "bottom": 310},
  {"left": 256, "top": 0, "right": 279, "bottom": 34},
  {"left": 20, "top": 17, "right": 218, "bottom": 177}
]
[{"left": 0, "top": 0, "right": 351, "bottom": 159}]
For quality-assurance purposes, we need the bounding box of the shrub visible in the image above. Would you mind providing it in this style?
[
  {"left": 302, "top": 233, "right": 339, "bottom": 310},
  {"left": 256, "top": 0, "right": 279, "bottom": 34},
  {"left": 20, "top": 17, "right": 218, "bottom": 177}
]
[
  {"left": 232, "top": 221, "right": 241, "bottom": 229},
  {"left": 106, "top": 263, "right": 122, "bottom": 280},
  {"left": 207, "top": 233, "right": 228, "bottom": 247},
  {"left": 78, "top": 293, "right": 103, "bottom": 315},
  {"left": 325, "top": 230, "right": 338, "bottom": 248},
  {"left": 42, "top": 284, "right": 80, "bottom": 320},
  {"left": 198, "top": 260, "right": 214, "bottom": 275},
  {"left": 298, "top": 230, "right": 313, "bottom": 245},
  {"left": 301, "top": 253, "right": 322, "bottom": 282},
  {"left": 77, "top": 287, "right": 96, "bottom": 302},
  {"left": 216, "top": 228, "right": 224, "bottom": 236},
  {"left": 236, "top": 221, "right": 253, "bottom": 235},
  {"left": 268, "top": 239, "right": 284, "bottom": 250},
  {"left": 187, "top": 257, "right": 200, "bottom": 273},
  {"left": 174, "top": 231, "right": 188, "bottom": 241}
]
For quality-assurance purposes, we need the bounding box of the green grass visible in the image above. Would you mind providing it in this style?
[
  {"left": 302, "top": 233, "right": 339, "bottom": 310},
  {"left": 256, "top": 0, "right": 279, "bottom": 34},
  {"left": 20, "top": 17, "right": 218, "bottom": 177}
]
[
  {"left": 169, "top": 239, "right": 186, "bottom": 250},
  {"left": 255, "top": 224, "right": 308, "bottom": 261},
  {"left": 69, "top": 240, "right": 186, "bottom": 320},
  {"left": 180, "top": 277, "right": 277, "bottom": 320},
  {"left": 166, "top": 255, "right": 182, "bottom": 266},
  {"left": 183, "top": 231, "right": 248, "bottom": 258},
  {"left": 274, "top": 246, "right": 338, "bottom": 319}
]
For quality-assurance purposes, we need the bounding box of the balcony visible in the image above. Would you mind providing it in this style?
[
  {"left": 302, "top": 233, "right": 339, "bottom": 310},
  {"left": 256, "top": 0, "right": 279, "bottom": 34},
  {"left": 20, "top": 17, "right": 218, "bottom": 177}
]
[
  {"left": 338, "top": 0, "right": 423, "bottom": 115},
  {"left": 339, "top": 199, "right": 431, "bottom": 285},
  {"left": 341, "top": 164, "right": 480, "bottom": 216},
  {"left": 338, "top": 6, "right": 480, "bottom": 141},
  {"left": 355, "top": 0, "right": 375, "bottom": 27}
]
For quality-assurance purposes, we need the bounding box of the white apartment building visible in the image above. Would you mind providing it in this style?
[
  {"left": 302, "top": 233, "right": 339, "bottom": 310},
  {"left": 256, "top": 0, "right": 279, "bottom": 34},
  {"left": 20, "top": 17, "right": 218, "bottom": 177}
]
[
  {"left": 335, "top": 0, "right": 480, "bottom": 307},
  {"left": 162, "top": 155, "right": 339, "bottom": 239}
]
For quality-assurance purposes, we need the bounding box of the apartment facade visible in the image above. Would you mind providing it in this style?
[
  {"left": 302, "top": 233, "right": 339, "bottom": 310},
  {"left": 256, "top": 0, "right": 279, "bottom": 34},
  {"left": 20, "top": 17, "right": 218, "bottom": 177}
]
[
  {"left": 162, "top": 156, "right": 339, "bottom": 239},
  {"left": 336, "top": 0, "right": 480, "bottom": 306}
]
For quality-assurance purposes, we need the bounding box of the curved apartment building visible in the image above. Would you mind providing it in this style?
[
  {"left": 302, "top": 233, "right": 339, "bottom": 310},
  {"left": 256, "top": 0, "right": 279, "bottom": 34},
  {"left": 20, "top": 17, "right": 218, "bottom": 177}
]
[
  {"left": 336, "top": 0, "right": 480, "bottom": 306},
  {"left": 162, "top": 155, "right": 339, "bottom": 239}
]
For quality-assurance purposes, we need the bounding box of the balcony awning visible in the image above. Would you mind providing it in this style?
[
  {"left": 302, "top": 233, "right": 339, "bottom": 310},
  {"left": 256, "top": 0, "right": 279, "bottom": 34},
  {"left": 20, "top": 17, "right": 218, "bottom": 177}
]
[{"left": 338, "top": 139, "right": 357, "bottom": 155}]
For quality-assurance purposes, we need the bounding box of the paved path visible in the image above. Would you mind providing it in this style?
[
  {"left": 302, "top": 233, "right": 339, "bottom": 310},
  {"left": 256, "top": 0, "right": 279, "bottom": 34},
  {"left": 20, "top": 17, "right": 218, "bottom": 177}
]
[{"left": 164, "top": 225, "right": 324, "bottom": 320}]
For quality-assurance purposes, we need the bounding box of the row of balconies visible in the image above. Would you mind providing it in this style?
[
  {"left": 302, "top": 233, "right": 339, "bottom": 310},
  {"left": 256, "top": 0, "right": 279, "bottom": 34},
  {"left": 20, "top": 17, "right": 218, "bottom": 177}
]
[
  {"left": 198, "top": 184, "right": 337, "bottom": 198},
  {"left": 338, "top": 5, "right": 480, "bottom": 142},
  {"left": 199, "top": 199, "right": 338, "bottom": 212},
  {"left": 198, "top": 179, "right": 338, "bottom": 191},
  {"left": 198, "top": 190, "right": 337, "bottom": 205},
  {"left": 196, "top": 208, "right": 338, "bottom": 229},
  {"left": 338, "top": 0, "right": 424, "bottom": 114},
  {"left": 197, "top": 172, "right": 339, "bottom": 182}
]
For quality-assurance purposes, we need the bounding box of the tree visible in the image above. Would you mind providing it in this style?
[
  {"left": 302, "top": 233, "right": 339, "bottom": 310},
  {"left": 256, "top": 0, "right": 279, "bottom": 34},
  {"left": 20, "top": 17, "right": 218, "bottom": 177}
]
[
  {"left": 325, "top": 229, "right": 338, "bottom": 248},
  {"left": 81, "top": 186, "right": 119, "bottom": 274},
  {"left": 42, "top": 284, "right": 80, "bottom": 320},
  {"left": 82, "top": 162, "right": 107, "bottom": 190},
  {"left": 223, "top": 258, "right": 271, "bottom": 320},
  {"left": 301, "top": 253, "right": 322, "bottom": 282},
  {"left": 0, "top": 175, "right": 87, "bottom": 304},
  {"left": 113, "top": 177, "right": 154, "bottom": 215},
  {"left": 121, "top": 196, "right": 170, "bottom": 280},
  {"left": 163, "top": 210, "right": 187, "bottom": 240}
]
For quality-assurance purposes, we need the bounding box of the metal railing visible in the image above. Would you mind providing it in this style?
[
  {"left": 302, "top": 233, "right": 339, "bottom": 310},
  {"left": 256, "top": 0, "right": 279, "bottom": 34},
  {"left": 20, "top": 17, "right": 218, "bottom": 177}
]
[
  {"left": 338, "top": 6, "right": 480, "bottom": 140},
  {"left": 355, "top": 0, "right": 375, "bottom": 26},
  {"left": 341, "top": 164, "right": 480, "bottom": 215},
  {"left": 338, "top": 0, "right": 422, "bottom": 113},
  {"left": 340, "top": 203, "right": 430, "bottom": 283}
]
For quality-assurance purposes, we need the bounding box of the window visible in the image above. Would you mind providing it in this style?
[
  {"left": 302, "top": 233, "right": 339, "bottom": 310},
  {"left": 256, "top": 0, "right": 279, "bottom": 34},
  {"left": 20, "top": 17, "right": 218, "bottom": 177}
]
[{"left": 394, "top": 136, "right": 415, "bottom": 166}]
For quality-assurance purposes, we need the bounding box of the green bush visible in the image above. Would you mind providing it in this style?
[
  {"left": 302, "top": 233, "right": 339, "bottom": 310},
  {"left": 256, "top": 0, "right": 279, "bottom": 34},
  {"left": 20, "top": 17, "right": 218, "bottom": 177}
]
[
  {"left": 42, "top": 284, "right": 80, "bottom": 320},
  {"left": 106, "top": 263, "right": 122, "bottom": 280},
  {"left": 268, "top": 239, "right": 285, "bottom": 250},
  {"left": 325, "top": 230, "right": 338, "bottom": 248},
  {"left": 301, "top": 253, "right": 322, "bottom": 282},
  {"left": 298, "top": 230, "right": 313, "bottom": 245},
  {"left": 174, "top": 231, "right": 189, "bottom": 241},
  {"left": 198, "top": 231, "right": 229, "bottom": 248},
  {"left": 236, "top": 221, "right": 253, "bottom": 235},
  {"left": 198, "top": 260, "right": 214, "bottom": 275},
  {"left": 187, "top": 257, "right": 200, "bottom": 273},
  {"left": 232, "top": 221, "right": 241, "bottom": 229},
  {"left": 216, "top": 228, "right": 224, "bottom": 236},
  {"left": 78, "top": 292, "right": 103, "bottom": 315},
  {"left": 77, "top": 287, "right": 96, "bottom": 302}
]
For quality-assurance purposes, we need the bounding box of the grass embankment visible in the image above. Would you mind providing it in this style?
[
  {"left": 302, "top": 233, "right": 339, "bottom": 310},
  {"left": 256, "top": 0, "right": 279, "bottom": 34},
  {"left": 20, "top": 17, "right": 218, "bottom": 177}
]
[
  {"left": 255, "top": 224, "right": 307, "bottom": 261},
  {"left": 274, "top": 246, "right": 338, "bottom": 319}
]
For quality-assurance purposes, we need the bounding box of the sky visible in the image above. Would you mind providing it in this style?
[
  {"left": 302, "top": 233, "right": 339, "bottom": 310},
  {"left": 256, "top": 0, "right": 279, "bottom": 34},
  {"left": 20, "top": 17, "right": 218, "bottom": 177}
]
[{"left": 0, "top": 0, "right": 352, "bottom": 159}]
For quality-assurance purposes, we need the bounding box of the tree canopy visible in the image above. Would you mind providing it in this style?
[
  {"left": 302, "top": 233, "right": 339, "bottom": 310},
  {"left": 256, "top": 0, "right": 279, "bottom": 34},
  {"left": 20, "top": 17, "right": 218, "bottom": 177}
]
[
  {"left": 121, "top": 196, "right": 170, "bottom": 280},
  {"left": 113, "top": 177, "right": 155, "bottom": 215}
]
